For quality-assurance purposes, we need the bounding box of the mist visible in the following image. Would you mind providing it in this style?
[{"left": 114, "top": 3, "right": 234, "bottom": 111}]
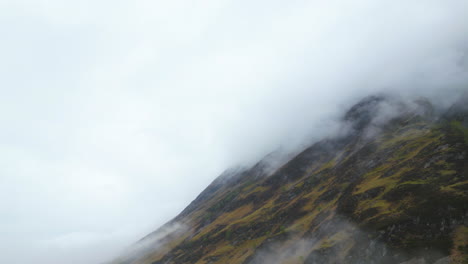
[
  {"left": 0, "top": 0, "right": 467, "bottom": 263},
  {"left": 246, "top": 217, "right": 449, "bottom": 264}
]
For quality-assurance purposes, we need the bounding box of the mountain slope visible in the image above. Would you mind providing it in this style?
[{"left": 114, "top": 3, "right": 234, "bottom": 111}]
[{"left": 113, "top": 94, "right": 468, "bottom": 264}]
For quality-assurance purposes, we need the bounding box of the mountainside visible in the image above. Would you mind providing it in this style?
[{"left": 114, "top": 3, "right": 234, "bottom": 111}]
[{"left": 112, "top": 94, "right": 468, "bottom": 264}]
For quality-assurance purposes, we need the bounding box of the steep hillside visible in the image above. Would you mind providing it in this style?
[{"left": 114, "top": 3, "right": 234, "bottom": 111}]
[{"left": 112, "top": 94, "right": 468, "bottom": 264}]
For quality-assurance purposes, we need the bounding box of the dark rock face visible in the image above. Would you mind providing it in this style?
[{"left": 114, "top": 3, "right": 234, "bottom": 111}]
[
  {"left": 443, "top": 92, "right": 468, "bottom": 125},
  {"left": 112, "top": 95, "right": 468, "bottom": 264},
  {"left": 344, "top": 95, "right": 388, "bottom": 131}
]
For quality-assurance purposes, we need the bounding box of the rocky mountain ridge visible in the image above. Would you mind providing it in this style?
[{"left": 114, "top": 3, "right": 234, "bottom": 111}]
[{"left": 112, "top": 93, "right": 468, "bottom": 264}]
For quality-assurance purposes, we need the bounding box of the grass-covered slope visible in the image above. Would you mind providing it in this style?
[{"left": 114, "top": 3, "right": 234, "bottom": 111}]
[{"left": 113, "top": 95, "right": 468, "bottom": 264}]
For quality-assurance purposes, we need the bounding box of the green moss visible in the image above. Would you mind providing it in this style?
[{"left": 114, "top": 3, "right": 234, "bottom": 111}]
[
  {"left": 440, "top": 180, "right": 468, "bottom": 195},
  {"left": 203, "top": 212, "right": 213, "bottom": 221},
  {"left": 207, "top": 243, "right": 235, "bottom": 257},
  {"left": 319, "top": 239, "right": 334, "bottom": 249},
  {"left": 451, "top": 226, "right": 468, "bottom": 264},
  {"left": 434, "top": 160, "right": 456, "bottom": 171},
  {"left": 355, "top": 166, "right": 412, "bottom": 195},
  {"left": 451, "top": 121, "right": 468, "bottom": 145},
  {"left": 398, "top": 179, "right": 432, "bottom": 186},
  {"left": 376, "top": 127, "right": 442, "bottom": 163},
  {"left": 392, "top": 139, "right": 433, "bottom": 161},
  {"left": 440, "top": 170, "right": 457, "bottom": 176},
  {"left": 225, "top": 229, "right": 232, "bottom": 240},
  {"left": 379, "top": 128, "right": 428, "bottom": 150},
  {"left": 279, "top": 225, "right": 286, "bottom": 233},
  {"left": 240, "top": 186, "right": 269, "bottom": 199},
  {"left": 435, "top": 160, "right": 446, "bottom": 165},
  {"left": 318, "top": 231, "right": 350, "bottom": 249},
  {"left": 316, "top": 159, "right": 336, "bottom": 173},
  {"left": 356, "top": 198, "right": 393, "bottom": 218},
  {"left": 295, "top": 181, "right": 304, "bottom": 188},
  {"left": 209, "top": 190, "right": 239, "bottom": 212}
]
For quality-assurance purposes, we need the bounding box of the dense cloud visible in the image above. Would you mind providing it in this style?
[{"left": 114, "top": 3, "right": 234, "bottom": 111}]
[{"left": 0, "top": 0, "right": 467, "bottom": 263}]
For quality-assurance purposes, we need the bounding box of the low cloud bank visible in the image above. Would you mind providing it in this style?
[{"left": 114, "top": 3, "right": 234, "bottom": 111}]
[{"left": 0, "top": 0, "right": 467, "bottom": 263}]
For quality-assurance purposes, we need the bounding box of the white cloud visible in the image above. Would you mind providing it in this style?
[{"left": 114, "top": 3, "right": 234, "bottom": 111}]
[{"left": 0, "top": 0, "right": 467, "bottom": 263}]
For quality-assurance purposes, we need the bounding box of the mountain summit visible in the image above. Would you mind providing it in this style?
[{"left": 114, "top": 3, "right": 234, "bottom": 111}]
[{"left": 112, "top": 94, "right": 468, "bottom": 264}]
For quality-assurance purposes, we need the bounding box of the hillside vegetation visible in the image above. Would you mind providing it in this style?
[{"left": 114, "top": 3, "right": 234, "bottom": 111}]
[{"left": 112, "top": 94, "right": 468, "bottom": 264}]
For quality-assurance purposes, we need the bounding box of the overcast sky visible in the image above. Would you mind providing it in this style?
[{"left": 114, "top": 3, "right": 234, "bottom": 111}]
[{"left": 1, "top": 1, "right": 468, "bottom": 263}]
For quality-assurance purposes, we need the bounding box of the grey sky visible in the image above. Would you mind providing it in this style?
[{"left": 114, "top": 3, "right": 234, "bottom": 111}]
[{"left": 1, "top": 1, "right": 467, "bottom": 263}]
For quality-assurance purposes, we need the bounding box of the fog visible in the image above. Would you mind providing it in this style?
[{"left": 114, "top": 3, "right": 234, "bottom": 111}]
[
  {"left": 0, "top": 0, "right": 467, "bottom": 263},
  {"left": 246, "top": 217, "right": 449, "bottom": 264}
]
